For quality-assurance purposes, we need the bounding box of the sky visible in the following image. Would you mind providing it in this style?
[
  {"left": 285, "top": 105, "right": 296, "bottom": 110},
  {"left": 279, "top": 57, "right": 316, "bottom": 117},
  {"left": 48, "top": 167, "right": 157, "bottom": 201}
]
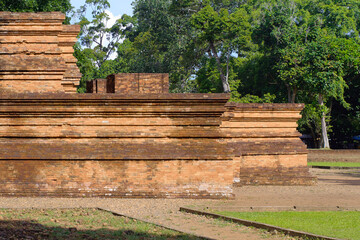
[
  {"left": 71, "top": 0, "right": 134, "bottom": 26},
  {"left": 70, "top": 0, "right": 134, "bottom": 59}
]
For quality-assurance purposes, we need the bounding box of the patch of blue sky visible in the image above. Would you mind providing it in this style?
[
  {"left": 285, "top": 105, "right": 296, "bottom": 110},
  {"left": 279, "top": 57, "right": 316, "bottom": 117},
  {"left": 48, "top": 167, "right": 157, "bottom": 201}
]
[
  {"left": 71, "top": 0, "right": 133, "bottom": 17},
  {"left": 70, "top": 0, "right": 134, "bottom": 59}
]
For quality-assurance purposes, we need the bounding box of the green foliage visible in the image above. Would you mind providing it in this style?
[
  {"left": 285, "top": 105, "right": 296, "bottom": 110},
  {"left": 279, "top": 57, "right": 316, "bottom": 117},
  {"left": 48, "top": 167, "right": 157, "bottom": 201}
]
[
  {"left": 74, "top": 0, "right": 131, "bottom": 92},
  {"left": 0, "top": 0, "right": 72, "bottom": 12},
  {"left": 250, "top": 0, "right": 360, "bottom": 147},
  {"left": 71, "top": 0, "right": 360, "bottom": 147},
  {"left": 297, "top": 102, "right": 323, "bottom": 147},
  {"left": 0, "top": 0, "right": 73, "bottom": 23},
  {"left": 195, "top": 58, "right": 223, "bottom": 93},
  {"left": 231, "top": 93, "right": 276, "bottom": 104},
  {"left": 190, "top": 3, "right": 251, "bottom": 92}
]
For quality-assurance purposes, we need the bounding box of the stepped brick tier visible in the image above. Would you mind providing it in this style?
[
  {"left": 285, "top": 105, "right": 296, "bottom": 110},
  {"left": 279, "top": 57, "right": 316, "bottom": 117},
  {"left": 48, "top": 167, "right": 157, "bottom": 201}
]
[
  {"left": 222, "top": 103, "right": 316, "bottom": 185},
  {"left": 0, "top": 12, "right": 80, "bottom": 94},
  {"left": 0, "top": 12, "right": 315, "bottom": 198},
  {"left": 59, "top": 25, "right": 82, "bottom": 93},
  {"left": 0, "top": 93, "right": 234, "bottom": 198}
]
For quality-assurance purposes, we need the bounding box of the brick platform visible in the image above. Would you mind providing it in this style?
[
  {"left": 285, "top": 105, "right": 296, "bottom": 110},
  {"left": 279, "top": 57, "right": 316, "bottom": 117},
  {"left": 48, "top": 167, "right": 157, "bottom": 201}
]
[
  {"left": 0, "top": 12, "right": 314, "bottom": 198},
  {"left": 0, "top": 93, "right": 234, "bottom": 198}
]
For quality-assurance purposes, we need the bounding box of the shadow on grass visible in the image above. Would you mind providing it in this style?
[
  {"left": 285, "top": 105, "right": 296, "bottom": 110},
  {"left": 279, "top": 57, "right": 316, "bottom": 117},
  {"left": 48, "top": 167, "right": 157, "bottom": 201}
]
[{"left": 0, "top": 220, "right": 200, "bottom": 240}]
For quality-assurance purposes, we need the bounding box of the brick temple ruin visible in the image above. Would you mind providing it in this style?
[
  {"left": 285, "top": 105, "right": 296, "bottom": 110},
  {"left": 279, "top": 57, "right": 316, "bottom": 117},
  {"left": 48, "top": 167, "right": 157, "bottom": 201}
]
[{"left": 0, "top": 12, "right": 315, "bottom": 198}]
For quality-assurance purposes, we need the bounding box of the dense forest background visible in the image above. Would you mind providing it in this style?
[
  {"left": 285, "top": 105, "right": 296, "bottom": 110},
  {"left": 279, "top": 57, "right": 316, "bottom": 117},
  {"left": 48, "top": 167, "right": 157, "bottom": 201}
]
[{"left": 1, "top": 0, "right": 360, "bottom": 149}]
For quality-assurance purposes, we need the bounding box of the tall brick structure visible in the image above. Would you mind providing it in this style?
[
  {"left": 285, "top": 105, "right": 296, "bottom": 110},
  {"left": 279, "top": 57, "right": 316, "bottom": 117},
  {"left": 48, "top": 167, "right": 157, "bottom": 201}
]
[
  {"left": 0, "top": 12, "right": 79, "bottom": 93},
  {"left": 0, "top": 12, "right": 314, "bottom": 198}
]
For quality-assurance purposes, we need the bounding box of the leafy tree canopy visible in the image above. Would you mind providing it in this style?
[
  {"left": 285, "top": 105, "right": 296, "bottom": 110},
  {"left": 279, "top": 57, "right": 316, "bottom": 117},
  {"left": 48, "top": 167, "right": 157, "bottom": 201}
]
[{"left": 0, "top": 0, "right": 72, "bottom": 23}]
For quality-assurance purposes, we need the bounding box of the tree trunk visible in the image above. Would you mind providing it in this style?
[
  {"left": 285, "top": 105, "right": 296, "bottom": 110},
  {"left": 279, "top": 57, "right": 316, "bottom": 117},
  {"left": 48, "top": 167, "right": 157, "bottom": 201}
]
[
  {"left": 286, "top": 84, "right": 297, "bottom": 103},
  {"left": 286, "top": 85, "right": 292, "bottom": 103},
  {"left": 209, "top": 41, "right": 231, "bottom": 93},
  {"left": 309, "top": 125, "right": 319, "bottom": 148},
  {"left": 291, "top": 86, "right": 297, "bottom": 103},
  {"left": 318, "top": 94, "right": 330, "bottom": 149}
]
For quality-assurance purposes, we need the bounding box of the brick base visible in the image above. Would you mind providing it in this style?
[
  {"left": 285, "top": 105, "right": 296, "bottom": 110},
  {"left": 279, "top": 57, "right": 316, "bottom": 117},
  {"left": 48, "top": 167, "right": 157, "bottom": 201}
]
[
  {"left": 0, "top": 160, "right": 234, "bottom": 199},
  {"left": 234, "top": 155, "right": 316, "bottom": 186}
]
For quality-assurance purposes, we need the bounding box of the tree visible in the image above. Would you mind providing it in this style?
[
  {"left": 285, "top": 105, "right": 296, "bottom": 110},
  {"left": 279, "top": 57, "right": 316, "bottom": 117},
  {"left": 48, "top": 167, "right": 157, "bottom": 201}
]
[
  {"left": 191, "top": 4, "right": 251, "bottom": 92},
  {"left": 129, "top": 0, "right": 187, "bottom": 83},
  {"left": 76, "top": 0, "right": 128, "bottom": 69},
  {"left": 74, "top": 0, "right": 133, "bottom": 92},
  {"left": 251, "top": 0, "right": 360, "bottom": 148},
  {"left": 0, "top": 0, "right": 72, "bottom": 23}
]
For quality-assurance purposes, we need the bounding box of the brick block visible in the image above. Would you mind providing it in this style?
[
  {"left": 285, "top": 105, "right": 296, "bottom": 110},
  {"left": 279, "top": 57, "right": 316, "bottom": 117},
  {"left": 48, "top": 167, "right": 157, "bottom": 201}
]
[
  {"left": 86, "top": 79, "right": 107, "bottom": 93},
  {"left": 107, "top": 73, "right": 169, "bottom": 94}
]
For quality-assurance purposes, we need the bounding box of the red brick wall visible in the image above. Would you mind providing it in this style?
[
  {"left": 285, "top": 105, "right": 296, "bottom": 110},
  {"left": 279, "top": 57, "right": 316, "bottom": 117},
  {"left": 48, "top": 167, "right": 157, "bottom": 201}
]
[
  {"left": 222, "top": 103, "right": 315, "bottom": 186},
  {"left": 0, "top": 93, "right": 234, "bottom": 198},
  {"left": 0, "top": 160, "right": 233, "bottom": 198}
]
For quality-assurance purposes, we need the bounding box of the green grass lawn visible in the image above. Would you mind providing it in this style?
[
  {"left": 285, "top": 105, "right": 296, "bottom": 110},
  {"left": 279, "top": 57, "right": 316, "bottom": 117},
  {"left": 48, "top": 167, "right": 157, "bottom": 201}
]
[
  {"left": 0, "top": 208, "right": 200, "bottom": 240},
  {"left": 308, "top": 161, "right": 360, "bottom": 167},
  {"left": 216, "top": 211, "right": 360, "bottom": 240}
]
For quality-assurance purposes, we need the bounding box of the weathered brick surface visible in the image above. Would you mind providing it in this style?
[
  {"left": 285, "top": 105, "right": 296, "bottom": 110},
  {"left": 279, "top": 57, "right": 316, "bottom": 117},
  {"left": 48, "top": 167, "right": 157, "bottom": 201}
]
[
  {"left": 87, "top": 79, "right": 108, "bottom": 93},
  {"left": 59, "top": 25, "right": 81, "bottom": 92},
  {"left": 105, "top": 73, "right": 169, "bottom": 94},
  {"left": 222, "top": 103, "right": 315, "bottom": 186},
  {"left": 0, "top": 93, "right": 233, "bottom": 198},
  {"left": 0, "top": 12, "right": 80, "bottom": 93},
  {"left": 0, "top": 160, "right": 233, "bottom": 198}
]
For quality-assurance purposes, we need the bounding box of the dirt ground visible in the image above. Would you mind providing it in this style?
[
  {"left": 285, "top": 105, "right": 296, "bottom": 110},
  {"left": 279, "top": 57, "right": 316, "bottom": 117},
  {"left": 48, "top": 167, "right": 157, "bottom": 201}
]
[
  {"left": 197, "top": 168, "right": 360, "bottom": 212},
  {"left": 1, "top": 150, "right": 359, "bottom": 239},
  {"left": 1, "top": 167, "right": 359, "bottom": 240},
  {"left": 308, "top": 149, "right": 360, "bottom": 162}
]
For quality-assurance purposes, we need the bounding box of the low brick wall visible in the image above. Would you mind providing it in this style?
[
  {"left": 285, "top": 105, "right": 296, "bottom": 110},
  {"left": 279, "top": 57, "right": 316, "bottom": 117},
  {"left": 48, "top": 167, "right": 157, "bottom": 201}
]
[
  {"left": 0, "top": 93, "right": 234, "bottom": 198},
  {"left": 222, "top": 103, "right": 315, "bottom": 186}
]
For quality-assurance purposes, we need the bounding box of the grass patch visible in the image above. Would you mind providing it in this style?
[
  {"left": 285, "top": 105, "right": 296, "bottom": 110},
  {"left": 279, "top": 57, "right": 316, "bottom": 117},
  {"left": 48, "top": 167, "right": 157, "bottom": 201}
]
[
  {"left": 0, "top": 208, "right": 200, "bottom": 239},
  {"left": 308, "top": 161, "right": 360, "bottom": 167},
  {"left": 216, "top": 211, "right": 360, "bottom": 240}
]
